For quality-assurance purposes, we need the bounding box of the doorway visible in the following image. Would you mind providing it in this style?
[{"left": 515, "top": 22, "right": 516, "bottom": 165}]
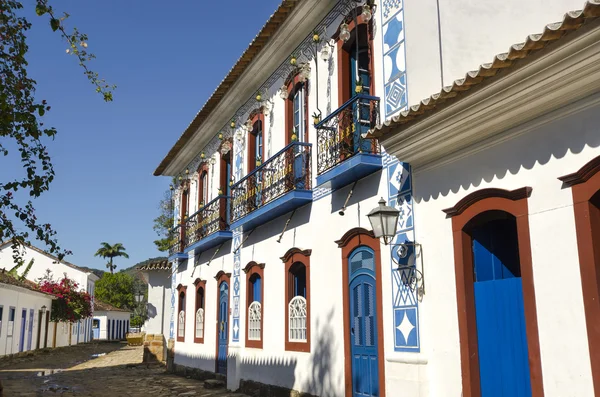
[{"left": 216, "top": 280, "right": 229, "bottom": 376}]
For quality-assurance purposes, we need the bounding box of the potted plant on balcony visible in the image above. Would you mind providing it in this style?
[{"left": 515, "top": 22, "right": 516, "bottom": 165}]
[
  {"left": 355, "top": 78, "right": 364, "bottom": 94},
  {"left": 312, "top": 112, "right": 321, "bottom": 125},
  {"left": 218, "top": 187, "right": 224, "bottom": 196},
  {"left": 256, "top": 156, "right": 262, "bottom": 167},
  {"left": 255, "top": 91, "right": 263, "bottom": 102},
  {"left": 290, "top": 53, "right": 298, "bottom": 66},
  {"left": 291, "top": 128, "right": 298, "bottom": 142}
]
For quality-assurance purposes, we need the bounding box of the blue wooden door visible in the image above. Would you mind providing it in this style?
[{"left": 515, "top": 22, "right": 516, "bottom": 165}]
[
  {"left": 472, "top": 218, "right": 531, "bottom": 396},
  {"left": 217, "top": 281, "right": 229, "bottom": 375},
  {"left": 93, "top": 319, "right": 100, "bottom": 339},
  {"left": 27, "top": 309, "right": 34, "bottom": 350},
  {"left": 349, "top": 247, "right": 380, "bottom": 397},
  {"left": 19, "top": 309, "right": 26, "bottom": 352}
]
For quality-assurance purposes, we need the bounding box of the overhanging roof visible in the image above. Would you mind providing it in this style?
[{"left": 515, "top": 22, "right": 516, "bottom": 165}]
[
  {"left": 368, "top": 0, "right": 600, "bottom": 139},
  {"left": 154, "top": 0, "right": 303, "bottom": 176}
]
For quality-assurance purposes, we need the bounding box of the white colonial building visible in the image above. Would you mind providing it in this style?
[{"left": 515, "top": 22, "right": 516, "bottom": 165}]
[
  {"left": 0, "top": 271, "right": 55, "bottom": 356},
  {"left": 92, "top": 301, "right": 131, "bottom": 341},
  {"left": 0, "top": 243, "right": 98, "bottom": 348},
  {"left": 152, "top": 0, "right": 599, "bottom": 396}
]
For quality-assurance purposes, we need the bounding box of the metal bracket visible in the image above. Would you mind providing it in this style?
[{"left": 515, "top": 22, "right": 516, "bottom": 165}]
[{"left": 391, "top": 242, "right": 425, "bottom": 300}]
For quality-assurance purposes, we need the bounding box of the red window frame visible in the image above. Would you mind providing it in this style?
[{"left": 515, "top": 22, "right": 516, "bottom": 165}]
[
  {"left": 176, "top": 284, "right": 187, "bottom": 343},
  {"left": 197, "top": 162, "right": 209, "bottom": 209},
  {"left": 247, "top": 111, "right": 265, "bottom": 173},
  {"left": 193, "top": 279, "right": 206, "bottom": 344},
  {"left": 243, "top": 262, "right": 265, "bottom": 349},
  {"left": 280, "top": 248, "right": 311, "bottom": 352}
]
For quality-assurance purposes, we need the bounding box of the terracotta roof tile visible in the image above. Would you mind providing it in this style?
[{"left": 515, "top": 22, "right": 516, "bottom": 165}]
[
  {"left": 136, "top": 259, "right": 170, "bottom": 271},
  {"left": 93, "top": 300, "right": 131, "bottom": 313},
  {"left": 368, "top": 0, "right": 600, "bottom": 139},
  {"left": 0, "top": 270, "right": 54, "bottom": 297}
]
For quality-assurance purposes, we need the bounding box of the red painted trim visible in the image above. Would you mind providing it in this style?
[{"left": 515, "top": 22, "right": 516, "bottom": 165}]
[
  {"left": 214, "top": 271, "right": 231, "bottom": 373},
  {"left": 449, "top": 189, "right": 544, "bottom": 397},
  {"left": 193, "top": 279, "right": 206, "bottom": 344},
  {"left": 336, "top": 15, "right": 374, "bottom": 107},
  {"left": 197, "top": 162, "right": 209, "bottom": 209},
  {"left": 443, "top": 187, "right": 532, "bottom": 218},
  {"left": 244, "top": 262, "right": 265, "bottom": 349},
  {"left": 565, "top": 156, "right": 600, "bottom": 395},
  {"left": 338, "top": 229, "right": 386, "bottom": 397},
  {"left": 176, "top": 285, "right": 187, "bottom": 343},
  {"left": 284, "top": 74, "right": 309, "bottom": 146},
  {"left": 247, "top": 111, "right": 265, "bottom": 173},
  {"left": 282, "top": 248, "right": 311, "bottom": 352}
]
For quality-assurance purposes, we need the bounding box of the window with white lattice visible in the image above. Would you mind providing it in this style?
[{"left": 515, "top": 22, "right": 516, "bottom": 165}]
[
  {"left": 177, "top": 285, "right": 187, "bottom": 342},
  {"left": 244, "top": 262, "right": 264, "bottom": 348},
  {"left": 195, "top": 309, "right": 204, "bottom": 339},
  {"left": 194, "top": 280, "right": 205, "bottom": 343},
  {"left": 282, "top": 249, "right": 311, "bottom": 352}
]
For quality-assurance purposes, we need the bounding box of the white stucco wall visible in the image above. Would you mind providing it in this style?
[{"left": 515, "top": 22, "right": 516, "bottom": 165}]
[
  {"left": 410, "top": 101, "right": 600, "bottom": 397},
  {"left": 401, "top": 0, "right": 584, "bottom": 105},
  {"left": 0, "top": 284, "right": 53, "bottom": 356},
  {"left": 144, "top": 271, "right": 170, "bottom": 340},
  {"left": 0, "top": 245, "right": 97, "bottom": 344},
  {"left": 94, "top": 311, "right": 131, "bottom": 341}
]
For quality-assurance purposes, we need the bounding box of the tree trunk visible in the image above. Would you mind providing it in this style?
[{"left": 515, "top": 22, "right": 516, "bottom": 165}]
[{"left": 110, "top": 257, "right": 114, "bottom": 274}]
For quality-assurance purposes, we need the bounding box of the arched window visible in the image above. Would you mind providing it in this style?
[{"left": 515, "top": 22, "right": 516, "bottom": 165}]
[
  {"left": 197, "top": 163, "right": 209, "bottom": 209},
  {"left": 337, "top": 15, "right": 373, "bottom": 104},
  {"left": 281, "top": 248, "right": 311, "bottom": 352},
  {"left": 244, "top": 262, "right": 264, "bottom": 348},
  {"left": 247, "top": 112, "right": 265, "bottom": 173},
  {"left": 285, "top": 76, "right": 309, "bottom": 146},
  {"left": 176, "top": 285, "right": 187, "bottom": 342},
  {"left": 194, "top": 279, "right": 206, "bottom": 343}
]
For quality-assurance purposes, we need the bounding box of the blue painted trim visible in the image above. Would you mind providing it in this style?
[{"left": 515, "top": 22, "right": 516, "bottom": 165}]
[
  {"left": 184, "top": 230, "right": 233, "bottom": 255},
  {"left": 230, "top": 190, "right": 313, "bottom": 231},
  {"left": 168, "top": 252, "right": 188, "bottom": 261},
  {"left": 316, "top": 153, "right": 383, "bottom": 189}
]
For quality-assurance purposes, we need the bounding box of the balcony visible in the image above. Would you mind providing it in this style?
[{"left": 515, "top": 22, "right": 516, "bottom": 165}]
[
  {"left": 167, "top": 225, "right": 187, "bottom": 260},
  {"left": 230, "top": 142, "right": 312, "bottom": 231},
  {"left": 183, "top": 196, "right": 232, "bottom": 253},
  {"left": 316, "top": 95, "right": 382, "bottom": 189}
]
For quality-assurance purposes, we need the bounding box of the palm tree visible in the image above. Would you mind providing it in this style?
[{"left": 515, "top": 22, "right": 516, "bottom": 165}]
[{"left": 94, "top": 242, "right": 129, "bottom": 273}]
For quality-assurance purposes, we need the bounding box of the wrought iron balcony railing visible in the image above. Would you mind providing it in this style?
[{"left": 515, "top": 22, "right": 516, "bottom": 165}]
[
  {"left": 184, "top": 196, "right": 230, "bottom": 250},
  {"left": 168, "top": 224, "right": 184, "bottom": 256},
  {"left": 230, "top": 142, "right": 312, "bottom": 225},
  {"left": 316, "top": 94, "right": 380, "bottom": 175}
]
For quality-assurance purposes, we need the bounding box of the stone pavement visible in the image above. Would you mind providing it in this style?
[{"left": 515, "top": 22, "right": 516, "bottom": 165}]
[{"left": 0, "top": 342, "right": 246, "bottom": 396}]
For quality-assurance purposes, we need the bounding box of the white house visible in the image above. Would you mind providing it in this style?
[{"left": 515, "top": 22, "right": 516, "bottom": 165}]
[
  {"left": 138, "top": 259, "right": 171, "bottom": 338},
  {"left": 92, "top": 301, "right": 131, "bottom": 341},
  {"left": 151, "top": 0, "right": 598, "bottom": 396},
  {"left": 0, "top": 271, "right": 54, "bottom": 356},
  {"left": 0, "top": 242, "right": 98, "bottom": 347}
]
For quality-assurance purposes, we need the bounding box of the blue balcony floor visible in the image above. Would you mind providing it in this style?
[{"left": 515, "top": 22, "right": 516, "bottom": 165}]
[
  {"left": 184, "top": 230, "right": 233, "bottom": 255},
  {"left": 168, "top": 252, "right": 188, "bottom": 261},
  {"left": 230, "top": 190, "right": 313, "bottom": 231},
  {"left": 316, "top": 153, "right": 383, "bottom": 190}
]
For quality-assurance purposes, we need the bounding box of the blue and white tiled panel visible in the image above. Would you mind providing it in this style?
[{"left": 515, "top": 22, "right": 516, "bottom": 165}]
[
  {"left": 232, "top": 230, "right": 242, "bottom": 343},
  {"left": 169, "top": 267, "right": 176, "bottom": 339},
  {"left": 387, "top": 161, "right": 411, "bottom": 198},
  {"left": 382, "top": 0, "right": 408, "bottom": 118},
  {"left": 391, "top": 231, "right": 418, "bottom": 306},
  {"left": 382, "top": 0, "right": 404, "bottom": 23},
  {"left": 389, "top": 192, "right": 413, "bottom": 232},
  {"left": 394, "top": 306, "right": 419, "bottom": 350}
]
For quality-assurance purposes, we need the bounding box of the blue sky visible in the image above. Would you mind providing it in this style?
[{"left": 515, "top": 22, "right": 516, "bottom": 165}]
[{"left": 16, "top": 0, "right": 282, "bottom": 272}]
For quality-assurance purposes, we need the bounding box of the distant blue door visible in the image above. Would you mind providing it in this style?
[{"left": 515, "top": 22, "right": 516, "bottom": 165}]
[
  {"left": 19, "top": 309, "right": 26, "bottom": 352},
  {"left": 27, "top": 309, "right": 34, "bottom": 351},
  {"left": 93, "top": 319, "right": 100, "bottom": 339},
  {"left": 349, "top": 247, "right": 380, "bottom": 397},
  {"left": 107, "top": 319, "right": 111, "bottom": 340},
  {"left": 472, "top": 217, "right": 531, "bottom": 396},
  {"left": 216, "top": 281, "right": 229, "bottom": 375},
  {"left": 111, "top": 320, "right": 115, "bottom": 340}
]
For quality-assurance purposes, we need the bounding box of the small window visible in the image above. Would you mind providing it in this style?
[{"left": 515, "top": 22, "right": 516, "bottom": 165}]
[
  {"left": 93, "top": 319, "right": 100, "bottom": 329},
  {"left": 245, "top": 263, "right": 264, "bottom": 348},
  {"left": 194, "top": 282, "right": 205, "bottom": 343},
  {"left": 8, "top": 307, "right": 15, "bottom": 322},
  {"left": 177, "top": 289, "right": 186, "bottom": 342},
  {"left": 282, "top": 249, "right": 311, "bottom": 353}
]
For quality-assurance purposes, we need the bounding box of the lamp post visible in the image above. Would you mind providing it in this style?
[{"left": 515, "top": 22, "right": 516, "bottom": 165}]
[{"left": 367, "top": 197, "right": 399, "bottom": 245}]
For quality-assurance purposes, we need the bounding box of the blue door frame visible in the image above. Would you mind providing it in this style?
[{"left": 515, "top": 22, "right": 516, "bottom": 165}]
[
  {"left": 27, "top": 309, "right": 34, "bottom": 351},
  {"left": 348, "top": 247, "right": 380, "bottom": 397},
  {"left": 472, "top": 218, "right": 531, "bottom": 396},
  {"left": 19, "top": 309, "right": 26, "bottom": 352},
  {"left": 216, "top": 281, "right": 229, "bottom": 376}
]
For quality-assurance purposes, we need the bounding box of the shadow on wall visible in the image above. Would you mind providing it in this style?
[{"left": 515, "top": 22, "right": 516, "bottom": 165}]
[
  {"left": 330, "top": 171, "right": 382, "bottom": 215},
  {"left": 146, "top": 303, "right": 157, "bottom": 320},
  {"left": 414, "top": 101, "right": 600, "bottom": 203},
  {"left": 243, "top": 203, "right": 312, "bottom": 246},
  {"left": 302, "top": 308, "right": 344, "bottom": 397}
]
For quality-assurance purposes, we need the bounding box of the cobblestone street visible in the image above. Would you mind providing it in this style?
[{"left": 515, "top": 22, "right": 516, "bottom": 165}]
[{"left": 0, "top": 343, "right": 244, "bottom": 396}]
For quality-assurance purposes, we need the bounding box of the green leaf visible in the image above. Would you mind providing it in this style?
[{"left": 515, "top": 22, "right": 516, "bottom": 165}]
[
  {"left": 50, "top": 18, "right": 60, "bottom": 31},
  {"left": 38, "top": 108, "right": 45, "bottom": 117},
  {"left": 35, "top": 4, "right": 47, "bottom": 16}
]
